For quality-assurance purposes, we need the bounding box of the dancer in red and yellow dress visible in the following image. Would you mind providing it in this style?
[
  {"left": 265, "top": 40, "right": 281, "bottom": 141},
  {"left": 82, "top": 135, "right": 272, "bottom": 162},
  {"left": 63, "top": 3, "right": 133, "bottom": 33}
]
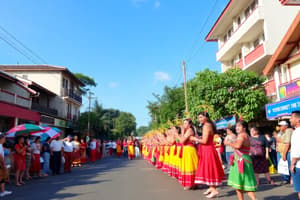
[
  {"left": 128, "top": 137, "right": 135, "bottom": 160},
  {"left": 116, "top": 138, "right": 122, "bottom": 157},
  {"left": 194, "top": 112, "right": 225, "bottom": 198},
  {"left": 72, "top": 136, "right": 81, "bottom": 167},
  {"left": 80, "top": 139, "right": 87, "bottom": 164},
  {"left": 178, "top": 119, "right": 198, "bottom": 190},
  {"left": 89, "top": 139, "right": 97, "bottom": 162}
]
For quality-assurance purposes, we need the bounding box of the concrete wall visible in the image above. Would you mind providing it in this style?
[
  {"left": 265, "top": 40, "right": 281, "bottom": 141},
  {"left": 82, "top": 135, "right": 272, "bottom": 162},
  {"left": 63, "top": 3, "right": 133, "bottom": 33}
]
[
  {"left": 290, "top": 60, "right": 300, "bottom": 80},
  {"left": 0, "top": 78, "right": 31, "bottom": 108},
  {"left": 12, "top": 71, "right": 62, "bottom": 95},
  {"left": 262, "top": 0, "right": 299, "bottom": 55}
]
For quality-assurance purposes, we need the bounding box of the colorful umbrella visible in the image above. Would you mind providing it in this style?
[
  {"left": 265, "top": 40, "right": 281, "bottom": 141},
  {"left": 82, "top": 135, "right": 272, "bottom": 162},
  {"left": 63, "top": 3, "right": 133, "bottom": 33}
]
[
  {"left": 31, "top": 126, "right": 61, "bottom": 141},
  {"left": 6, "top": 123, "right": 44, "bottom": 138}
]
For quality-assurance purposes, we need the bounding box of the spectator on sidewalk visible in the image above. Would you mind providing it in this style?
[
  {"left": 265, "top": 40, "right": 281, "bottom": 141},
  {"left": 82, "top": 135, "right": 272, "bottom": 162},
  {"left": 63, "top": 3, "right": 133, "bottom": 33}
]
[
  {"left": 24, "top": 137, "right": 32, "bottom": 181},
  {"left": 290, "top": 110, "right": 300, "bottom": 199},
  {"left": 274, "top": 121, "right": 293, "bottom": 184},
  {"left": 14, "top": 136, "right": 26, "bottom": 186},
  {"left": 50, "top": 137, "right": 63, "bottom": 175},
  {"left": 0, "top": 132, "right": 12, "bottom": 197},
  {"left": 63, "top": 136, "right": 73, "bottom": 173},
  {"left": 30, "top": 137, "right": 43, "bottom": 177},
  {"left": 42, "top": 137, "right": 51, "bottom": 175}
]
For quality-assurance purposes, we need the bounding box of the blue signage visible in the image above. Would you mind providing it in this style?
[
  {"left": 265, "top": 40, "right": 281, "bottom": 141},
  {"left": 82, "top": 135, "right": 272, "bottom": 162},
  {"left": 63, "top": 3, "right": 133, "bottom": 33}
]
[
  {"left": 215, "top": 116, "right": 236, "bottom": 130},
  {"left": 265, "top": 96, "right": 300, "bottom": 120}
]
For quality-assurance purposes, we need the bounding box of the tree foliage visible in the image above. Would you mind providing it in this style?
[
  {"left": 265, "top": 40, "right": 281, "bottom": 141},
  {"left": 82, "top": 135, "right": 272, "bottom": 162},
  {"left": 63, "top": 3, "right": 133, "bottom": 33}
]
[
  {"left": 74, "top": 73, "right": 97, "bottom": 95},
  {"left": 147, "top": 86, "right": 185, "bottom": 128},
  {"left": 78, "top": 100, "right": 136, "bottom": 139},
  {"left": 147, "top": 68, "right": 268, "bottom": 126},
  {"left": 136, "top": 126, "right": 150, "bottom": 136}
]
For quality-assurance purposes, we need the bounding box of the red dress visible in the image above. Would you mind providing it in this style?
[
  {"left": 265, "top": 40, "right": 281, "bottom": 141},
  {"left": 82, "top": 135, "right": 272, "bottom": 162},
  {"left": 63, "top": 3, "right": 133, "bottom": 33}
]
[
  {"left": 14, "top": 144, "right": 26, "bottom": 171},
  {"left": 80, "top": 142, "right": 87, "bottom": 163},
  {"left": 194, "top": 134, "right": 225, "bottom": 186}
]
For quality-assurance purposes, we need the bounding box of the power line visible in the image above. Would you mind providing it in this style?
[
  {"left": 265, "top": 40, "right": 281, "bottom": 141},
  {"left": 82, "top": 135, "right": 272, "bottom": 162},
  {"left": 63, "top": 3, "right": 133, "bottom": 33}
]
[
  {"left": 0, "top": 34, "right": 39, "bottom": 64},
  {"left": 0, "top": 25, "right": 47, "bottom": 64},
  {"left": 185, "top": 0, "right": 219, "bottom": 63}
]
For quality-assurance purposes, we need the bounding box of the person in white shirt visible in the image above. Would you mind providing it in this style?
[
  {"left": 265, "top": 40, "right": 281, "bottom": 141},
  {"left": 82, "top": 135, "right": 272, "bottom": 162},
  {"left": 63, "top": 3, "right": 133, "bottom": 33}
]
[
  {"left": 89, "top": 139, "right": 97, "bottom": 162},
  {"left": 63, "top": 136, "right": 73, "bottom": 173},
  {"left": 0, "top": 132, "right": 12, "bottom": 197},
  {"left": 50, "top": 137, "right": 63, "bottom": 175},
  {"left": 290, "top": 110, "right": 300, "bottom": 199}
]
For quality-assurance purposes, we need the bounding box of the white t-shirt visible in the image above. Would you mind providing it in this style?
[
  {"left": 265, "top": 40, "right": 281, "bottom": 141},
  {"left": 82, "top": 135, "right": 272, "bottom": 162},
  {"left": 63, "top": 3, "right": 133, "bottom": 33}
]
[
  {"left": 63, "top": 141, "right": 74, "bottom": 152},
  {"left": 50, "top": 140, "right": 63, "bottom": 152},
  {"left": 291, "top": 127, "right": 300, "bottom": 168},
  {"left": 0, "top": 144, "right": 4, "bottom": 158},
  {"left": 31, "top": 143, "right": 41, "bottom": 154},
  {"left": 90, "top": 141, "right": 96, "bottom": 150}
]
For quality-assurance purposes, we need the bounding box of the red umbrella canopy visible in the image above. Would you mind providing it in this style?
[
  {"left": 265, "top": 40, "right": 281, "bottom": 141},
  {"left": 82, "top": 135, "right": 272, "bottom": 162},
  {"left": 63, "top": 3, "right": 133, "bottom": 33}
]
[{"left": 6, "top": 124, "right": 44, "bottom": 138}]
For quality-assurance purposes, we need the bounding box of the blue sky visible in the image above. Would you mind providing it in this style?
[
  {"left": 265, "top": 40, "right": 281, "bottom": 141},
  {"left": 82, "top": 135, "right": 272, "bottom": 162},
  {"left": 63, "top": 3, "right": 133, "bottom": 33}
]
[{"left": 0, "top": 0, "right": 228, "bottom": 126}]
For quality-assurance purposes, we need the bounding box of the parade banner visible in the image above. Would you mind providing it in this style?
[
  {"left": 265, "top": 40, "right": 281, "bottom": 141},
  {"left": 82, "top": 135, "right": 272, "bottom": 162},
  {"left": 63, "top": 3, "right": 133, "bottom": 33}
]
[
  {"left": 279, "top": 79, "right": 300, "bottom": 99},
  {"left": 265, "top": 95, "right": 300, "bottom": 119},
  {"left": 215, "top": 115, "right": 236, "bottom": 130}
]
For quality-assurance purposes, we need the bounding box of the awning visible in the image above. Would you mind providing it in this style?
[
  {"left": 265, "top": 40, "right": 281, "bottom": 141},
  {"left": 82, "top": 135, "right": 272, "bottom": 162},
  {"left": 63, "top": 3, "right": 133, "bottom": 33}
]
[
  {"left": 0, "top": 101, "right": 40, "bottom": 122},
  {"left": 265, "top": 96, "right": 300, "bottom": 120}
]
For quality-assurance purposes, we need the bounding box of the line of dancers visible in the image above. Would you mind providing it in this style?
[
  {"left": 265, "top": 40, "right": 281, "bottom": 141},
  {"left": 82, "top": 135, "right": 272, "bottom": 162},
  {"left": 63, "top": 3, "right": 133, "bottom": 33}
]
[{"left": 142, "top": 112, "right": 257, "bottom": 200}]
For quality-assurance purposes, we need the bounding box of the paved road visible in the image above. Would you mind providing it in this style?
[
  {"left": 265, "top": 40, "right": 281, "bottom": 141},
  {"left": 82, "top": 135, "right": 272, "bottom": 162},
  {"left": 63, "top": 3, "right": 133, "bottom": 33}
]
[{"left": 4, "top": 157, "right": 299, "bottom": 200}]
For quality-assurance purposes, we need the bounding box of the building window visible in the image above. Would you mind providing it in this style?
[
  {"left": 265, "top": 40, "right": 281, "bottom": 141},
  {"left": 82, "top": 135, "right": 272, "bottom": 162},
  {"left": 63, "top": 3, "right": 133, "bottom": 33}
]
[
  {"left": 253, "top": 38, "right": 260, "bottom": 49},
  {"left": 237, "top": 17, "right": 241, "bottom": 26},
  {"left": 228, "top": 27, "right": 233, "bottom": 38},
  {"left": 250, "top": 0, "right": 258, "bottom": 11},
  {"left": 67, "top": 103, "right": 72, "bottom": 116},
  {"left": 238, "top": 52, "right": 242, "bottom": 60},
  {"left": 62, "top": 78, "right": 69, "bottom": 89},
  {"left": 223, "top": 34, "right": 228, "bottom": 42},
  {"left": 245, "top": 7, "right": 250, "bottom": 18}
]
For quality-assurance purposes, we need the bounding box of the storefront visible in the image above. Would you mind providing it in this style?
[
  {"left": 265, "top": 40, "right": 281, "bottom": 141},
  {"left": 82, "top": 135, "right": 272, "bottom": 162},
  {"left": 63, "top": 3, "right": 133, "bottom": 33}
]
[{"left": 0, "top": 101, "right": 40, "bottom": 132}]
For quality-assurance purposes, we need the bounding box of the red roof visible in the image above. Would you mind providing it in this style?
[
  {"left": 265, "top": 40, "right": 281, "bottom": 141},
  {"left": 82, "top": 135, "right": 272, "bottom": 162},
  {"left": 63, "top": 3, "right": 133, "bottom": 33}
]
[
  {"left": 0, "top": 65, "right": 85, "bottom": 87},
  {"left": 263, "top": 11, "right": 300, "bottom": 75}
]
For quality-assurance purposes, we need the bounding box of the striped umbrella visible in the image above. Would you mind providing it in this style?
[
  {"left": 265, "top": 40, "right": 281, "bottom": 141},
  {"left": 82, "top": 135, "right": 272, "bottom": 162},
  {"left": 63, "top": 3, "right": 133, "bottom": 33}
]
[
  {"left": 6, "top": 123, "right": 44, "bottom": 138},
  {"left": 31, "top": 126, "right": 61, "bottom": 141}
]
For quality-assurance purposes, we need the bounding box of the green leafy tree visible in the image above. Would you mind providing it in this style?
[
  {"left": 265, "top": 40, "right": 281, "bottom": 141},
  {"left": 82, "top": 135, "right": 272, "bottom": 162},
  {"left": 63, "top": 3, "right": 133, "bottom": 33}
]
[
  {"left": 187, "top": 68, "right": 268, "bottom": 122},
  {"left": 74, "top": 73, "right": 97, "bottom": 95},
  {"left": 147, "top": 86, "right": 185, "bottom": 128},
  {"left": 114, "top": 112, "right": 137, "bottom": 138},
  {"left": 136, "top": 126, "right": 150, "bottom": 136}
]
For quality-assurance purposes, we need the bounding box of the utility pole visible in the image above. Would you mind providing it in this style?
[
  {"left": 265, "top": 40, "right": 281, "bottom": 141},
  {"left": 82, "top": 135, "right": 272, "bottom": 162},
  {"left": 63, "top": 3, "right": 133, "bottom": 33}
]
[
  {"left": 182, "top": 60, "right": 188, "bottom": 113},
  {"left": 87, "top": 91, "right": 95, "bottom": 141}
]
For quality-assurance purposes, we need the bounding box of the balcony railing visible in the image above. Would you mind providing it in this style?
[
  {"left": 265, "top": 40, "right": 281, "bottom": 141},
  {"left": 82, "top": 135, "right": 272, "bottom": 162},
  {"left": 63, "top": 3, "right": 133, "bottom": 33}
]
[
  {"left": 216, "top": 6, "right": 263, "bottom": 61},
  {"left": 62, "top": 89, "right": 82, "bottom": 104},
  {"left": 244, "top": 43, "right": 265, "bottom": 67},
  {"left": 31, "top": 102, "right": 58, "bottom": 116},
  {"left": 0, "top": 88, "right": 31, "bottom": 108},
  {"left": 232, "top": 59, "right": 244, "bottom": 69}
]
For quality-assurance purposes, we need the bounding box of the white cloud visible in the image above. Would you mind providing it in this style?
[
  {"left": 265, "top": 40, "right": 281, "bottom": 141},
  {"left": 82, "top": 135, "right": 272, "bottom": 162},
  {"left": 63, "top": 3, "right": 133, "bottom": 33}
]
[
  {"left": 154, "top": 71, "right": 171, "bottom": 81},
  {"left": 108, "top": 82, "right": 119, "bottom": 88},
  {"left": 154, "top": 1, "right": 160, "bottom": 8}
]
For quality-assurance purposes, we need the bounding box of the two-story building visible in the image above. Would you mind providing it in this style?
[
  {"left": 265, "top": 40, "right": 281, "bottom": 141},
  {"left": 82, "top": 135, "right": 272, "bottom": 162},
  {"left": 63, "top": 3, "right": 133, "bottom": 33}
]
[
  {"left": 264, "top": 11, "right": 300, "bottom": 120},
  {"left": 0, "top": 70, "right": 40, "bottom": 132},
  {"left": 0, "top": 65, "right": 84, "bottom": 134},
  {"left": 206, "top": 0, "right": 299, "bottom": 75}
]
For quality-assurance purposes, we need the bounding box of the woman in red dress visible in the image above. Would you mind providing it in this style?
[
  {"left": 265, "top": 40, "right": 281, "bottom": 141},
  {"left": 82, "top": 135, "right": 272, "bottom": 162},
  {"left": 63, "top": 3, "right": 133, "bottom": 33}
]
[
  {"left": 194, "top": 112, "right": 225, "bottom": 198},
  {"left": 116, "top": 138, "right": 122, "bottom": 157},
  {"left": 14, "top": 137, "right": 26, "bottom": 186},
  {"left": 96, "top": 139, "right": 101, "bottom": 160},
  {"left": 80, "top": 139, "right": 87, "bottom": 164},
  {"left": 30, "top": 137, "right": 43, "bottom": 177},
  {"left": 72, "top": 136, "right": 81, "bottom": 167}
]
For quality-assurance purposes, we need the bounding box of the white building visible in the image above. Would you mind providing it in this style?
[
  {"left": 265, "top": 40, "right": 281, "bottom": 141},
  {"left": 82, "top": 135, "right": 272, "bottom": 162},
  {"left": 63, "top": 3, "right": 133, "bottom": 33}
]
[
  {"left": 264, "top": 11, "right": 300, "bottom": 120},
  {"left": 206, "top": 0, "right": 299, "bottom": 74},
  {"left": 0, "top": 65, "right": 84, "bottom": 131}
]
